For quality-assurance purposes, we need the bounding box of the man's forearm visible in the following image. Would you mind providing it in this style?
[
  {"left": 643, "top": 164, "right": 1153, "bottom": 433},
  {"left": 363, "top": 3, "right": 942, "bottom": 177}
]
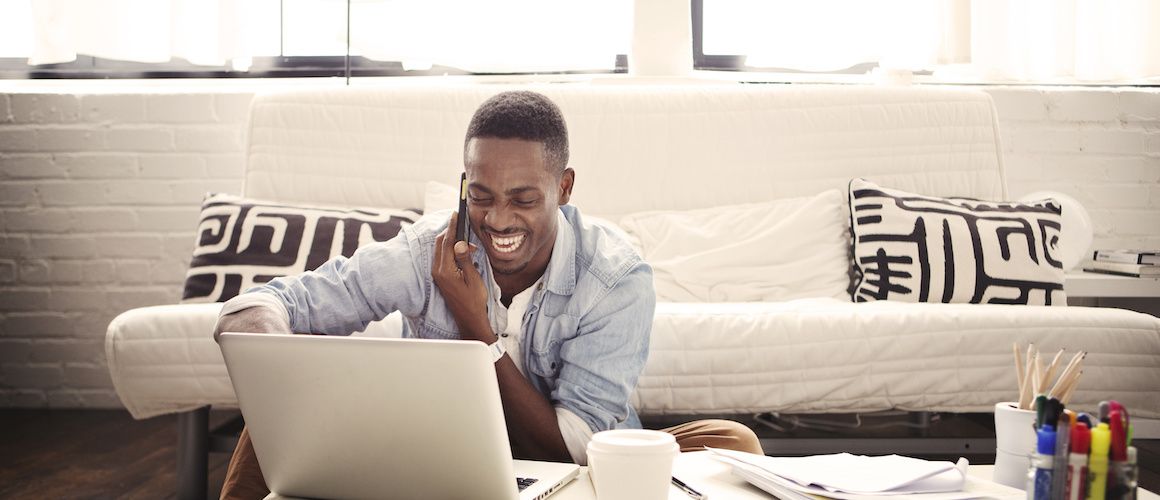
[
  {"left": 496, "top": 358, "right": 573, "bottom": 463},
  {"left": 212, "top": 304, "right": 292, "bottom": 343}
]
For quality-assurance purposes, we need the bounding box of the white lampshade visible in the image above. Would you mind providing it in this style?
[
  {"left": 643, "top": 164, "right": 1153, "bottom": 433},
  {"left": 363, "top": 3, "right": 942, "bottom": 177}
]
[{"left": 1019, "top": 191, "right": 1093, "bottom": 271}]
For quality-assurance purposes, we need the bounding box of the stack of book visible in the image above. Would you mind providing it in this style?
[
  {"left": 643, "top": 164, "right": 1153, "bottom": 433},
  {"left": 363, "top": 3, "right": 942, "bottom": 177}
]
[{"left": 1084, "top": 250, "right": 1160, "bottom": 278}]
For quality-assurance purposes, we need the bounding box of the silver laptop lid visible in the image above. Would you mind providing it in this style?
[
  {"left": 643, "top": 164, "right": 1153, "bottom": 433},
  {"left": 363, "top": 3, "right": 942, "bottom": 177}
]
[{"left": 220, "top": 333, "right": 521, "bottom": 500}]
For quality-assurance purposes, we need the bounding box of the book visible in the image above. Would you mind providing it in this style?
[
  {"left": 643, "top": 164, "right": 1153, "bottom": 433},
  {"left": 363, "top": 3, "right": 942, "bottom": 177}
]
[
  {"left": 1091, "top": 249, "right": 1159, "bottom": 265},
  {"left": 1083, "top": 260, "right": 1160, "bottom": 278}
]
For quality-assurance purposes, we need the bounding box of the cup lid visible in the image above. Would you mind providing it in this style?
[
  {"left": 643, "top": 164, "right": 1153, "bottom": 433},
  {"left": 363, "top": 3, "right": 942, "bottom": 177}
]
[{"left": 587, "top": 429, "right": 678, "bottom": 455}]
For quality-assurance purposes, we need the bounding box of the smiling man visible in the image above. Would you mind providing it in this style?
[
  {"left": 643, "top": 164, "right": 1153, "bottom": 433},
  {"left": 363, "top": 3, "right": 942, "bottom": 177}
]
[{"left": 213, "top": 91, "right": 761, "bottom": 499}]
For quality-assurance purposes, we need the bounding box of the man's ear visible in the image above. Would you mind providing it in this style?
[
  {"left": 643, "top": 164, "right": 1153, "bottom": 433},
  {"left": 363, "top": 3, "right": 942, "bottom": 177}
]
[{"left": 557, "top": 168, "right": 575, "bottom": 205}]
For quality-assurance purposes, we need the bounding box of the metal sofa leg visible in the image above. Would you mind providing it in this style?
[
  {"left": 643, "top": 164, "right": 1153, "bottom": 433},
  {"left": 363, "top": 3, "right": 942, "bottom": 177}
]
[{"left": 177, "top": 406, "right": 209, "bottom": 500}]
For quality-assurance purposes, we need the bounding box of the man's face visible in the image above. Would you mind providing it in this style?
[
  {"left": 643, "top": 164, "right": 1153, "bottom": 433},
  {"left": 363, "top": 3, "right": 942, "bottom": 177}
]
[{"left": 465, "top": 137, "right": 573, "bottom": 278}]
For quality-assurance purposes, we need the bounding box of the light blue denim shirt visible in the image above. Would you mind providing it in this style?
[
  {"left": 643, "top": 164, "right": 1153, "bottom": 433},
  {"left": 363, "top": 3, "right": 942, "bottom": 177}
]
[{"left": 248, "top": 204, "right": 655, "bottom": 432}]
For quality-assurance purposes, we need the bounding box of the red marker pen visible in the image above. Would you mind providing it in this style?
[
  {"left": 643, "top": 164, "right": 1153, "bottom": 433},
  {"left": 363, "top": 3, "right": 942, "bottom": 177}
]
[{"left": 1066, "top": 421, "right": 1090, "bottom": 500}]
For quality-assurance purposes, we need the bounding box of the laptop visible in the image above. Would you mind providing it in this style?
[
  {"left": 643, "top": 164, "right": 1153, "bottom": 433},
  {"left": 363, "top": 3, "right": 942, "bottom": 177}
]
[{"left": 219, "top": 332, "right": 580, "bottom": 500}]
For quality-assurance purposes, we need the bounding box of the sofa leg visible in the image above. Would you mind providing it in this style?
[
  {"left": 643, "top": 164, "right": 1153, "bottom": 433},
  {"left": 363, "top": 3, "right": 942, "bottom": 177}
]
[{"left": 177, "top": 406, "right": 210, "bottom": 500}]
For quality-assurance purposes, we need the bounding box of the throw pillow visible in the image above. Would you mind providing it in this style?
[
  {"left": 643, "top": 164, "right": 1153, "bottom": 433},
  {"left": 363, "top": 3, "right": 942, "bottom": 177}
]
[
  {"left": 848, "top": 178, "right": 1066, "bottom": 306},
  {"left": 618, "top": 189, "right": 851, "bottom": 302},
  {"left": 181, "top": 193, "right": 422, "bottom": 303}
]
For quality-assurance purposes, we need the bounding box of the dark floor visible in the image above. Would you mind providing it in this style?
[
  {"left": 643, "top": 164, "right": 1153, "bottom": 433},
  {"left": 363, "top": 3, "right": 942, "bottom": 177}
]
[{"left": 0, "top": 409, "right": 1155, "bottom": 498}]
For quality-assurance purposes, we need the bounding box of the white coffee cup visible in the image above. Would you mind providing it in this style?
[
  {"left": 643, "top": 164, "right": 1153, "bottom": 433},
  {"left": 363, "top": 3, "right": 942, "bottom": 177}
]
[
  {"left": 993, "top": 401, "right": 1037, "bottom": 489},
  {"left": 586, "top": 429, "right": 678, "bottom": 500}
]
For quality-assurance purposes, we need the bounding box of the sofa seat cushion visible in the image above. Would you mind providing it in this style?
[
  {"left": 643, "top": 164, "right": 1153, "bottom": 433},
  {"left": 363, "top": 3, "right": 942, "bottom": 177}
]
[
  {"left": 107, "top": 300, "right": 1160, "bottom": 420},
  {"left": 633, "top": 299, "right": 1160, "bottom": 418}
]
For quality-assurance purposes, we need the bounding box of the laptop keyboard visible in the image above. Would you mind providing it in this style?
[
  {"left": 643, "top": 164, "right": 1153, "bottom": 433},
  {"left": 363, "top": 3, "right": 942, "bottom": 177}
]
[{"left": 516, "top": 477, "right": 539, "bottom": 491}]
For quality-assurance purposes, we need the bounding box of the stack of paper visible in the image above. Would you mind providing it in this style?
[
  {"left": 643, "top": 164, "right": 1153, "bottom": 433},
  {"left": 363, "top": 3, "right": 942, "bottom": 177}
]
[{"left": 707, "top": 448, "right": 998, "bottom": 500}]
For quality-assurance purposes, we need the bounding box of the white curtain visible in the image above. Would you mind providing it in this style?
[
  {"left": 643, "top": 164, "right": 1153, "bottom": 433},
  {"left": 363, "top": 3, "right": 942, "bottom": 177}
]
[
  {"left": 28, "top": 0, "right": 249, "bottom": 68},
  {"left": 346, "top": 0, "right": 630, "bottom": 73},
  {"left": 718, "top": 0, "right": 1160, "bottom": 82},
  {"left": 972, "top": 0, "right": 1160, "bottom": 82}
]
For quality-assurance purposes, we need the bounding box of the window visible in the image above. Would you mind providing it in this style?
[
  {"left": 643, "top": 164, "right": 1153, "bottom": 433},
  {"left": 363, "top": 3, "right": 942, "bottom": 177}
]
[{"left": 0, "top": 0, "right": 630, "bottom": 79}]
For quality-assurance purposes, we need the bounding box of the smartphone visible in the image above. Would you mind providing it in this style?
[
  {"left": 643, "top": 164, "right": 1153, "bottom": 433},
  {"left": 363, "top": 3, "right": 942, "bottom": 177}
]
[{"left": 455, "top": 172, "right": 469, "bottom": 243}]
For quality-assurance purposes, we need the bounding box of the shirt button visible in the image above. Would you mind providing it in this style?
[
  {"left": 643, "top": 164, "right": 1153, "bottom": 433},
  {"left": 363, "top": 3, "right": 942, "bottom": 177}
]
[
  {"left": 537, "top": 282, "right": 544, "bottom": 290},
  {"left": 500, "top": 333, "right": 509, "bottom": 338}
]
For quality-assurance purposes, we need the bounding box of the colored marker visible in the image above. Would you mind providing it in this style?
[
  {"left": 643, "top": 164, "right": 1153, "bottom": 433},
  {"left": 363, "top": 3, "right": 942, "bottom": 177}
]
[
  {"left": 1066, "top": 422, "right": 1090, "bottom": 500},
  {"left": 1030, "top": 424, "right": 1056, "bottom": 500},
  {"left": 1088, "top": 422, "right": 1110, "bottom": 500}
]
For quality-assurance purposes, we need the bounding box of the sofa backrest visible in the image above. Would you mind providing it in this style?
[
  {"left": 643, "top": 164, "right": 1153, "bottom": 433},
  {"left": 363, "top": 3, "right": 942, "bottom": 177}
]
[{"left": 245, "top": 83, "right": 1006, "bottom": 218}]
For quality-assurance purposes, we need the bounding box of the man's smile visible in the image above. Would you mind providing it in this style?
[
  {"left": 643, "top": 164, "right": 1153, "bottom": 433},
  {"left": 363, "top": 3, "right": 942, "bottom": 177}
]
[{"left": 487, "top": 231, "right": 527, "bottom": 254}]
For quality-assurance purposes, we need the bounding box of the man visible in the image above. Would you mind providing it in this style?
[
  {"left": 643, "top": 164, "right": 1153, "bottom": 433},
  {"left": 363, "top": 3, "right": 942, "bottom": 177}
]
[{"left": 214, "top": 90, "right": 761, "bottom": 499}]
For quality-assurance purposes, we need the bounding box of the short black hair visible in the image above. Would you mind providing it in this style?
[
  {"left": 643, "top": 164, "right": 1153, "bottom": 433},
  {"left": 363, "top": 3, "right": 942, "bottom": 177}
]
[{"left": 464, "top": 91, "right": 569, "bottom": 175}]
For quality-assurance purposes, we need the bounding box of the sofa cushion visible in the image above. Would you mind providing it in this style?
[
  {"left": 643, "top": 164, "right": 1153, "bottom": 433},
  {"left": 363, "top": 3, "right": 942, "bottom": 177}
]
[
  {"left": 849, "top": 179, "right": 1066, "bottom": 306},
  {"left": 619, "top": 189, "right": 851, "bottom": 302},
  {"left": 181, "top": 193, "right": 422, "bottom": 303}
]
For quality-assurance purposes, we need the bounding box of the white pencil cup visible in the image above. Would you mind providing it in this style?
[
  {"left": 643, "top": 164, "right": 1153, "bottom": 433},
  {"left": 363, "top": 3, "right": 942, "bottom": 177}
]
[
  {"left": 993, "top": 402, "right": 1037, "bottom": 489},
  {"left": 586, "top": 429, "right": 678, "bottom": 500}
]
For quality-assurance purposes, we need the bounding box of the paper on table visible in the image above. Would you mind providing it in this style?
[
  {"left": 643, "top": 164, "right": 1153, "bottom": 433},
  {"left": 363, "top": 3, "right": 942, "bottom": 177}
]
[{"left": 706, "top": 448, "right": 974, "bottom": 498}]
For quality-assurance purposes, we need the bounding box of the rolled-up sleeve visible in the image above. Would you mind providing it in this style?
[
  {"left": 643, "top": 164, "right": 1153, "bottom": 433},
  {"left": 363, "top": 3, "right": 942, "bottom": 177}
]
[{"left": 246, "top": 231, "right": 428, "bottom": 336}]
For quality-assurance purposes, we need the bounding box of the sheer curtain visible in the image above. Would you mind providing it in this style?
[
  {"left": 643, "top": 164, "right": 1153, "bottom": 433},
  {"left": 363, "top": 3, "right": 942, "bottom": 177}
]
[
  {"left": 28, "top": 0, "right": 250, "bottom": 68},
  {"left": 972, "top": 0, "right": 1160, "bottom": 81},
  {"left": 713, "top": 0, "right": 1160, "bottom": 82}
]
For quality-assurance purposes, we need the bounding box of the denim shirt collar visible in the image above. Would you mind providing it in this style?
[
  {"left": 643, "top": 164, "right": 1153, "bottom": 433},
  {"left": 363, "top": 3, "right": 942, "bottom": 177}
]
[{"left": 543, "top": 208, "right": 577, "bottom": 297}]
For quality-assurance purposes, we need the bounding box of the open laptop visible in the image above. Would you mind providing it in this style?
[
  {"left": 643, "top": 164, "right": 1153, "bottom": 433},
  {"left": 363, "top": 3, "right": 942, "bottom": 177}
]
[{"left": 219, "top": 332, "right": 580, "bottom": 500}]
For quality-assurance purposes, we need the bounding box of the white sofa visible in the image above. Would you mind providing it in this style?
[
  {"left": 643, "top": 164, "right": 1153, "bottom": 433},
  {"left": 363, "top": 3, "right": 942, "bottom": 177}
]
[{"left": 105, "top": 83, "right": 1160, "bottom": 497}]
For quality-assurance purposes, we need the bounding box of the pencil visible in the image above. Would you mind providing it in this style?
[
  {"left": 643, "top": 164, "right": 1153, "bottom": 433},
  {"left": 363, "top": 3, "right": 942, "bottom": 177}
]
[
  {"left": 1014, "top": 343, "right": 1025, "bottom": 398},
  {"left": 1040, "top": 349, "right": 1065, "bottom": 394}
]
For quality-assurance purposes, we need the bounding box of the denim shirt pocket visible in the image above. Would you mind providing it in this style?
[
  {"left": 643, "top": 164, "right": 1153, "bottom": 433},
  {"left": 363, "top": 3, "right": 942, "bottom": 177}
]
[
  {"left": 416, "top": 288, "right": 461, "bottom": 340},
  {"left": 528, "top": 310, "right": 579, "bottom": 380}
]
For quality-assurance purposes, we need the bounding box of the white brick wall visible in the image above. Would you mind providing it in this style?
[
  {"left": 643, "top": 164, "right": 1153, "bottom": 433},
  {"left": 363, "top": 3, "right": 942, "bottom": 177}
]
[
  {"left": 0, "top": 85, "right": 1158, "bottom": 409},
  {"left": 1, "top": 90, "right": 253, "bottom": 408}
]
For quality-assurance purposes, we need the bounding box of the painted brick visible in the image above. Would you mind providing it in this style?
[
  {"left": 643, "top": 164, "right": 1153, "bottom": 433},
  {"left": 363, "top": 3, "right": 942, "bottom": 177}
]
[
  {"left": 138, "top": 154, "right": 206, "bottom": 178},
  {"left": 0, "top": 260, "right": 15, "bottom": 283},
  {"left": 3, "top": 312, "right": 74, "bottom": 336},
  {"left": 175, "top": 127, "right": 243, "bottom": 152},
  {"left": 1, "top": 390, "right": 47, "bottom": 407},
  {"left": 0, "top": 235, "right": 32, "bottom": 257},
  {"left": 1048, "top": 90, "right": 1120, "bottom": 123},
  {"left": 0, "top": 183, "right": 38, "bottom": 207},
  {"left": 0, "top": 155, "right": 68, "bottom": 179},
  {"left": 135, "top": 206, "right": 201, "bottom": 232},
  {"left": 46, "top": 288, "right": 109, "bottom": 312},
  {"left": 1008, "top": 126, "right": 1084, "bottom": 154},
  {"left": 105, "top": 180, "right": 177, "bottom": 205},
  {"left": 1151, "top": 185, "right": 1160, "bottom": 208},
  {"left": 29, "top": 235, "right": 100, "bottom": 258},
  {"left": 0, "top": 290, "right": 50, "bottom": 312},
  {"left": 1110, "top": 209, "right": 1160, "bottom": 234},
  {"left": 62, "top": 363, "right": 111, "bottom": 388},
  {"left": 115, "top": 260, "right": 153, "bottom": 284},
  {"left": 81, "top": 260, "right": 116, "bottom": 284},
  {"left": 0, "top": 129, "right": 38, "bottom": 152},
  {"left": 72, "top": 208, "right": 138, "bottom": 232},
  {"left": 204, "top": 154, "right": 246, "bottom": 178},
  {"left": 46, "top": 390, "right": 83, "bottom": 407},
  {"left": 1081, "top": 184, "right": 1152, "bottom": 209},
  {"left": 1118, "top": 91, "right": 1160, "bottom": 122},
  {"left": 2, "top": 209, "right": 71, "bottom": 233},
  {"left": 0, "top": 94, "right": 11, "bottom": 123},
  {"left": 17, "top": 259, "right": 50, "bottom": 284},
  {"left": 38, "top": 181, "right": 108, "bottom": 206},
  {"left": 105, "top": 127, "right": 175, "bottom": 152},
  {"left": 73, "top": 389, "right": 122, "bottom": 408},
  {"left": 214, "top": 93, "right": 255, "bottom": 123},
  {"left": 91, "top": 234, "right": 165, "bottom": 258},
  {"left": 151, "top": 258, "right": 190, "bottom": 284},
  {"left": 1146, "top": 131, "right": 1160, "bottom": 153},
  {"left": 50, "top": 260, "right": 85, "bottom": 284},
  {"left": 1101, "top": 155, "right": 1160, "bottom": 183},
  {"left": 80, "top": 94, "right": 146, "bottom": 123},
  {"left": 9, "top": 94, "right": 80, "bottom": 124},
  {"left": 31, "top": 338, "right": 104, "bottom": 364},
  {"left": 171, "top": 179, "right": 241, "bottom": 203},
  {"left": 1040, "top": 154, "right": 1108, "bottom": 181},
  {"left": 34, "top": 128, "right": 106, "bottom": 152},
  {"left": 1081, "top": 129, "right": 1148, "bottom": 154},
  {"left": 0, "top": 339, "right": 32, "bottom": 363},
  {"left": 107, "top": 287, "right": 178, "bottom": 311},
  {"left": 1001, "top": 153, "right": 1042, "bottom": 181},
  {"left": 55, "top": 154, "right": 139, "bottom": 179},
  {"left": 986, "top": 88, "right": 1049, "bottom": 122},
  {"left": 1, "top": 363, "right": 63, "bottom": 389},
  {"left": 163, "top": 233, "right": 197, "bottom": 261},
  {"left": 146, "top": 94, "right": 216, "bottom": 124}
]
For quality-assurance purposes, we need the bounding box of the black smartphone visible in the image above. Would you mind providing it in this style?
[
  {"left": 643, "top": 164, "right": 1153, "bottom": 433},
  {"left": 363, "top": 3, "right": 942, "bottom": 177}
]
[{"left": 455, "top": 172, "right": 469, "bottom": 242}]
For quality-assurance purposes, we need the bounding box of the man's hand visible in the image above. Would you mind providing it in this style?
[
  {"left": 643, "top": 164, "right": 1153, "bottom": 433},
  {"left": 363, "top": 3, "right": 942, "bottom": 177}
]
[
  {"left": 432, "top": 212, "right": 491, "bottom": 341},
  {"left": 212, "top": 305, "right": 292, "bottom": 343}
]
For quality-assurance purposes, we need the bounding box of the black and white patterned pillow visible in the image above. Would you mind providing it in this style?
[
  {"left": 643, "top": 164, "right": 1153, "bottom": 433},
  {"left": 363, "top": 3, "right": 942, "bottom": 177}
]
[
  {"left": 181, "top": 193, "right": 422, "bottom": 303},
  {"left": 849, "top": 179, "right": 1066, "bottom": 306}
]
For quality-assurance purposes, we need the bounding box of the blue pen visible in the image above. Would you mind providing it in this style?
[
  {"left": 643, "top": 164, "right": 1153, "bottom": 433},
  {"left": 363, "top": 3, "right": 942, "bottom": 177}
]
[{"left": 1028, "top": 424, "right": 1056, "bottom": 500}]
